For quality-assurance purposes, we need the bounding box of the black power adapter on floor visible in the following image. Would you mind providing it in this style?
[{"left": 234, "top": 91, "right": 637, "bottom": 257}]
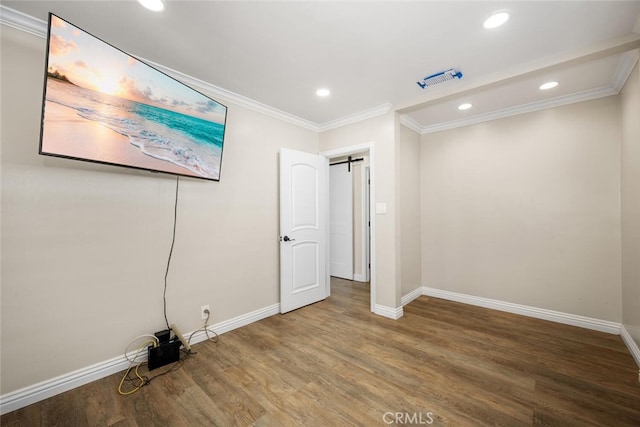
[
  {"left": 148, "top": 338, "right": 181, "bottom": 370},
  {"left": 154, "top": 329, "right": 171, "bottom": 345}
]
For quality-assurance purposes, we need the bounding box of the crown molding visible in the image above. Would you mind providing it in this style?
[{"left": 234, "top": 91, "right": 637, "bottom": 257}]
[
  {"left": 395, "top": 33, "right": 640, "bottom": 115},
  {"left": 416, "top": 86, "right": 617, "bottom": 135},
  {"left": 399, "top": 114, "right": 423, "bottom": 134},
  {"left": 612, "top": 49, "right": 640, "bottom": 92},
  {"left": 4, "top": 4, "right": 638, "bottom": 137},
  {"left": 0, "top": 5, "right": 322, "bottom": 132},
  {"left": 0, "top": 4, "right": 393, "bottom": 134},
  {"left": 0, "top": 5, "right": 47, "bottom": 37},
  {"left": 139, "top": 58, "right": 320, "bottom": 132},
  {"left": 411, "top": 48, "right": 639, "bottom": 135},
  {"left": 317, "top": 103, "right": 393, "bottom": 132}
]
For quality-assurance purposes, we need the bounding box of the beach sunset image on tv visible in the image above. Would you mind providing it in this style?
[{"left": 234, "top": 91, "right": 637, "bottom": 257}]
[{"left": 40, "top": 14, "right": 227, "bottom": 181}]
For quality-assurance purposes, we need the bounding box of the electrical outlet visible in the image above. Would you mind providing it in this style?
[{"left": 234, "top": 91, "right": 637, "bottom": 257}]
[{"left": 201, "top": 305, "right": 210, "bottom": 320}]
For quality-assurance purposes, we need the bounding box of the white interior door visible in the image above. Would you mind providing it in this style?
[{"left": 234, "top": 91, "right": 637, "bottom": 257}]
[
  {"left": 279, "top": 148, "right": 329, "bottom": 313},
  {"left": 330, "top": 162, "right": 353, "bottom": 280}
]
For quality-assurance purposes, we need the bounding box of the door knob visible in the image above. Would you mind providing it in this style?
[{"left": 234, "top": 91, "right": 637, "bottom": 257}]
[{"left": 283, "top": 235, "right": 295, "bottom": 242}]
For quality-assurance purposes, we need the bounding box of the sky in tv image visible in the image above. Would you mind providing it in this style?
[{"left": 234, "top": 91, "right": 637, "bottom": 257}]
[{"left": 42, "top": 14, "right": 227, "bottom": 180}]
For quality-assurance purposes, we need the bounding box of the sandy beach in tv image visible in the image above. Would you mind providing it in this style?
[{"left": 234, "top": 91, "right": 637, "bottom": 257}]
[{"left": 41, "top": 15, "right": 227, "bottom": 180}]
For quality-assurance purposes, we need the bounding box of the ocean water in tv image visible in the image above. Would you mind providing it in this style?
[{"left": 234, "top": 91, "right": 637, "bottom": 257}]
[{"left": 44, "top": 77, "right": 224, "bottom": 179}]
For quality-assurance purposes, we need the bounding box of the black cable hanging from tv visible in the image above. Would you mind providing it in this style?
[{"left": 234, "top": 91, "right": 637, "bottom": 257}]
[
  {"left": 163, "top": 176, "right": 180, "bottom": 331},
  {"left": 329, "top": 155, "right": 364, "bottom": 172}
]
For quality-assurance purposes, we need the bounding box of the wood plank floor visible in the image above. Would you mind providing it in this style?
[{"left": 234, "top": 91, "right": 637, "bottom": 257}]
[{"left": 3, "top": 278, "right": 640, "bottom": 426}]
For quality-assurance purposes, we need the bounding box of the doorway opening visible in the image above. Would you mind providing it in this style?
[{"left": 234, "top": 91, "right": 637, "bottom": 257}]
[{"left": 321, "top": 143, "right": 375, "bottom": 313}]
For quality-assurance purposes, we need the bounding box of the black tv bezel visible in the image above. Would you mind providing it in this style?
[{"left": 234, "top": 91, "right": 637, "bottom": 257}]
[{"left": 39, "top": 13, "right": 228, "bottom": 182}]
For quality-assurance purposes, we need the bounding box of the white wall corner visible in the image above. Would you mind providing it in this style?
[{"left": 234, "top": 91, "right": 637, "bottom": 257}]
[
  {"left": 374, "top": 304, "right": 404, "bottom": 320},
  {"left": 421, "top": 287, "right": 621, "bottom": 335},
  {"left": 401, "top": 286, "right": 422, "bottom": 307},
  {"left": 0, "top": 303, "right": 280, "bottom": 415},
  {"left": 621, "top": 325, "right": 640, "bottom": 370}
]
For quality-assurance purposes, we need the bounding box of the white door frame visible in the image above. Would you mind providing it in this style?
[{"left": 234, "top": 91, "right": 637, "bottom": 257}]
[
  {"left": 320, "top": 143, "right": 376, "bottom": 313},
  {"left": 362, "top": 166, "right": 370, "bottom": 283}
]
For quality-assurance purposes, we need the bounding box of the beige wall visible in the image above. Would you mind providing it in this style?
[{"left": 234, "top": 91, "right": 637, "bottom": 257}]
[
  {"left": 399, "top": 125, "right": 422, "bottom": 296},
  {"left": 3, "top": 15, "right": 636, "bottom": 403},
  {"left": 320, "top": 113, "right": 401, "bottom": 308},
  {"left": 420, "top": 97, "right": 622, "bottom": 321},
  {"left": 0, "top": 26, "right": 319, "bottom": 394},
  {"left": 621, "top": 58, "right": 640, "bottom": 347}
]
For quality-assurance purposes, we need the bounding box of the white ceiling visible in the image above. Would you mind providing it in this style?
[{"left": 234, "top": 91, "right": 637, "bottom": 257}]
[{"left": 2, "top": 1, "right": 640, "bottom": 133}]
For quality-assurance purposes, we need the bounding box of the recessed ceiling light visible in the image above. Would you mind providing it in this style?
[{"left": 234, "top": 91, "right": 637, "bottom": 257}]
[
  {"left": 458, "top": 103, "right": 473, "bottom": 111},
  {"left": 483, "top": 11, "right": 509, "bottom": 29},
  {"left": 138, "top": 0, "right": 165, "bottom": 12},
  {"left": 316, "top": 88, "right": 331, "bottom": 97},
  {"left": 539, "top": 81, "right": 559, "bottom": 90}
]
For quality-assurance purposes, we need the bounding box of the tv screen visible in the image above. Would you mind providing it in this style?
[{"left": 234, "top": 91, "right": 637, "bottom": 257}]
[{"left": 40, "top": 13, "right": 227, "bottom": 181}]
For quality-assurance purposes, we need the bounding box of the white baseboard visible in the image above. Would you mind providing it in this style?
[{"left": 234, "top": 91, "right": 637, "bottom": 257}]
[
  {"left": 0, "top": 303, "right": 280, "bottom": 415},
  {"left": 4, "top": 292, "right": 634, "bottom": 414},
  {"left": 353, "top": 273, "right": 368, "bottom": 283},
  {"left": 401, "top": 286, "right": 422, "bottom": 307},
  {"left": 421, "top": 287, "right": 621, "bottom": 335},
  {"left": 0, "top": 354, "right": 133, "bottom": 416},
  {"left": 374, "top": 304, "right": 404, "bottom": 320},
  {"left": 621, "top": 325, "right": 640, "bottom": 370},
  {"left": 187, "top": 303, "right": 280, "bottom": 344}
]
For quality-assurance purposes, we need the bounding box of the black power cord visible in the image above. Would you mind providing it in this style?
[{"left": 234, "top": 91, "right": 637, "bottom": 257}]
[
  {"left": 119, "top": 181, "right": 185, "bottom": 396},
  {"left": 163, "top": 176, "right": 179, "bottom": 331}
]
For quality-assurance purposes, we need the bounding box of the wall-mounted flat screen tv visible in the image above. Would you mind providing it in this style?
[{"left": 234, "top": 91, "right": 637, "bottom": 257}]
[{"left": 40, "top": 13, "right": 227, "bottom": 181}]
